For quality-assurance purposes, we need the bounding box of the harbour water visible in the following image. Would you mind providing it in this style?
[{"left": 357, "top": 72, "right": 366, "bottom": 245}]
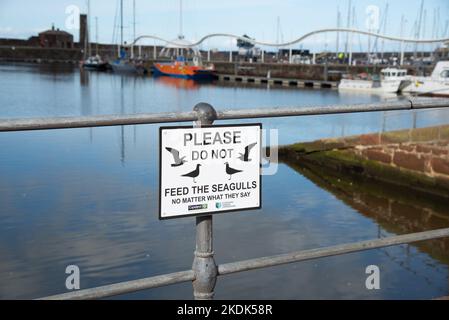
[{"left": 0, "top": 63, "right": 449, "bottom": 299}]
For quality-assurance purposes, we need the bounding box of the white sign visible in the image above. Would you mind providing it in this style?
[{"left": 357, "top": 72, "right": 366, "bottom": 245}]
[{"left": 159, "top": 124, "right": 262, "bottom": 219}]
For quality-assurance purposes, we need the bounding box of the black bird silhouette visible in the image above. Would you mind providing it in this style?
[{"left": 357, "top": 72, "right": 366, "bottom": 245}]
[
  {"left": 238, "top": 142, "right": 257, "bottom": 162},
  {"left": 182, "top": 164, "right": 201, "bottom": 183},
  {"left": 166, "top": 147, "right": 187, "bottom": 167},
  {"left": 225, "top": 162, "right": 242, "bottom": 180}
]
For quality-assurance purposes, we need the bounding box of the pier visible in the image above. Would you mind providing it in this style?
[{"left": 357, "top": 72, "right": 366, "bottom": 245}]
[{"left": 217, "top": 73, "right": 338, "bottom": 89}]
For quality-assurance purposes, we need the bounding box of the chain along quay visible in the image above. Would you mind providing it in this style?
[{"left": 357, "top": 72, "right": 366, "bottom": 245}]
[{"left": 1, "top": 0, "right": 449, "bottom": 303}]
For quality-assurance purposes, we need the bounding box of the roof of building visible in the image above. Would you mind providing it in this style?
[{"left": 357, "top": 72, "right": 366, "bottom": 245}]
[{"left": 39, "top": 26, "right": 73, "bottom": 37}]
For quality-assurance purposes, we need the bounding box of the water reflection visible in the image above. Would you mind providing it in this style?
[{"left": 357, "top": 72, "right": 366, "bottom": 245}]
[
  {"left": 153, "top": 75, "right": 200, "bottom": 90},
  {"left": 79, "top": 68, "right": 89, "bottom": 87},
  {"left": 282, "top": 157, "right": 449, "bottom": 266}
]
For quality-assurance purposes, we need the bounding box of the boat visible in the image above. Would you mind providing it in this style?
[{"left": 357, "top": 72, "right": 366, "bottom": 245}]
[
  {"left": 402, "top": 61, "right": 449, "bottom": 97},
  {"left": 80, "top": 2, "right": 109, "bottom": 72},
  {"left": 153, "top": 55, "right": 216, "bottom": 80},
  {"left": 110, "top": 60, "right": 136, "bottom": 73},
  {"left": 110, "top": 48, "right": 147, "bottom": 75},
  {"left": 109, "top": 0, "right": 147, "bottom": 75},
  {"left": 152, "top": 0, "right": 216, "bottom": 80},
  {"left": 81, "top": 55, "right": 109, "bottom": 71},
  {"left": 338, "top": 68, "right": 409, "bottom": 94},
  {"left": 152, "top": 35, "right": 216, "bottom": 80},
  {"left": 110, "top": 56, "right": 142, "bottom": 74}
]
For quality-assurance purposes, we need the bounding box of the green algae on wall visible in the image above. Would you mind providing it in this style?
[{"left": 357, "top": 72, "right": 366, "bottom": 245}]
[{"left": 280, "top": 129, "right": 449, "bottom": 200}]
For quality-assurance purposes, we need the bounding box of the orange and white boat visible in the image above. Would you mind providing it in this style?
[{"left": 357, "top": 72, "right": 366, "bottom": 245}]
[{"left": 153, "top": 56, "right": 216, "bottom": 80}]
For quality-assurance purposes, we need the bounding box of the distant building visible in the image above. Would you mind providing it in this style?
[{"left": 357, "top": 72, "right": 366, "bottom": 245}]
[
  {"left": 38, "top": 25, "right": 74, "bottom": 49},
  {"left": 27, "top": 36, "right": 41, "bottom": 46},
  {"left": 279, "top": 49, "right": 310, "bottom": 56},
  {"left": 0, "top": 37, "right": 38, "bottom": 47}
]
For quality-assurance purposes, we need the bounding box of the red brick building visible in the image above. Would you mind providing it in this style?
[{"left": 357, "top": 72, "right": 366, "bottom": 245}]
[{"left": 38, "top": 25, "right": 74, "bottom": 49}]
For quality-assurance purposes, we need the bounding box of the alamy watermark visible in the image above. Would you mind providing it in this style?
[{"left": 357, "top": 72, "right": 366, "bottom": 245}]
[
  {"left": 365, "top": 265, "right": 380, "bottom": 290},
  {"left": 261, "top": 129, "right": 279, "bottom": 176},
  {"left": 365, "top": 5, "right": 380, "bottom": 32},
  {"left": 65, "top": 5, "right": 80, "bottom": 30},
  {"left": 65, "top": 265, "right": 80, "bottom": 290}
]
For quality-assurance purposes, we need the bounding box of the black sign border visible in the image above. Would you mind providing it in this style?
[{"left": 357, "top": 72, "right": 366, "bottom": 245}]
[{"left": 159, "top": 123, "right": 263, "bottom": 220}]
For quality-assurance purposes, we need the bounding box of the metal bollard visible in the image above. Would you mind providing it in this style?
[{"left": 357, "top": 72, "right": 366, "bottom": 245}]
[{"left": 192, "top": 103, "right": 218, "bottom": 300}]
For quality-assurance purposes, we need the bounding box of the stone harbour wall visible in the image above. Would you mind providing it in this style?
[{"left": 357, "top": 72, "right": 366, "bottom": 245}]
[
  {"left": 349, "top": 126, "right": 449, "bottom": 179},
  {"left": 279, "top": 124, "right": 449, "bottom": 199}
]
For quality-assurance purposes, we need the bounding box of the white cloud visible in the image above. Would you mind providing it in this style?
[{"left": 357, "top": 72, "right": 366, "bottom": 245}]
[
  {"left": 0, "top": 26, "right": 48, "bottom": 39},
  {"left": 0, "top": 27, "right": 13, "bottom": 35}
]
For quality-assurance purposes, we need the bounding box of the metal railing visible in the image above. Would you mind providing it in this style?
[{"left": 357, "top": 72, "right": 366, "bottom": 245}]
[
  {"left": 1, "top": 98, "right": 449, "bottom": 300},
  {"left": 2, "top": 98, "right": 449, "bottom": 132}
]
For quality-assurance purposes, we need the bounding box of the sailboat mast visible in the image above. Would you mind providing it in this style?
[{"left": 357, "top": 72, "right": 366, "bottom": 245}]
[
  {"left": 87, "top": 0, "right": 92, "bottom": 57},
  {"left": 336, "top": 7, "right": 340, "bottom": 58},
  {"left": 349, "top": 5, "right": 355, "bottom": 66},
  {"left": 133, "top": 0, "right": 136, "bottom": 42},
  {"left": 400, "top": 15, "right": 406, "bottom": 65},
  {"left": 179, "top": 0, "right": 183, "bottom": 38},
  {"left": 421, "top": 9, "right": 427, "bottom": 59},
  {"left": 445, "top": 20, "right": 449, "bottom": 38},
  {"left": 132, "top": 0, "right": 136, "bottom": 58},
  {"left": 344, "top": 0, "right": 351, "bottom": 58},
  {"left": 381, "top": 3, "right": 389, "bottom": 61},
  {"left": 414, "top": 0, "right": 425, "bottom": 60},
  {"left": 95, "top": 16, "right": 99, "bottom": 56},
  {"left": 120, "top": 0, "right": 124, "bottom": 46}
]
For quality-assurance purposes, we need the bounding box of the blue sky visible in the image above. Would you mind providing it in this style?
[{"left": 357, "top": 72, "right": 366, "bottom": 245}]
[{"left": 0, "top": 0, "right": 448, "bottom": 51}]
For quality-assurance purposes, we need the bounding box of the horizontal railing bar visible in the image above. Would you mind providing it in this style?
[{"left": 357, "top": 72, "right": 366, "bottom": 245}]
[
  {"left": 39, "top": 270, "right": 195, "bottom": 300},
  {"left": 37, "top": 228, "right": 449, "bottom": 300},
  {"left": 1, "top": 98, "right": 448, "bottom": 132},
  {"left": 218, "top": 228, "right": 449, "bottom": 276},
  {"left": 0, "top": 111, "right": 198, "bottom": 132},
  {"left": 217, "top": 98, "right": 449, "bottom": 120}
]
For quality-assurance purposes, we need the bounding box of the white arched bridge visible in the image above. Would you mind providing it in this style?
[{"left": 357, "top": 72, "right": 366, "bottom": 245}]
[
  {"left": 128, "top": 28, "right": 449, "bottom": 65},
  {"left": 131, "top": 28, "right": 449, "bottom": 48}
]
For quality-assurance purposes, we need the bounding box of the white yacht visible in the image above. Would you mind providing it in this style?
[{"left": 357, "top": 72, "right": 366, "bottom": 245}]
[
  {"left": 338, "top": 68, "right": 409, "bottom": 94},
  {"left": 402, "top": 61, "right": 449, "bottom": 97}
]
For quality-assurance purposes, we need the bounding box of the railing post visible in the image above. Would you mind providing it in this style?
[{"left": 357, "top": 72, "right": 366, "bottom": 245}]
[{"left": 192, "top": 103, "right": 218, "bottom": 300}]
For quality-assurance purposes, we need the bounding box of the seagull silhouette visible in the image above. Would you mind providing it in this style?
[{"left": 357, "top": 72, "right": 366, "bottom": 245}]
[
  {"left": 238, "top": 142, "right": 257, "bottom": 162},
  {"left": 182, "top": 164, "right": 201, "bottom": 183},
  {"left": 225, "top": 162, "right": 242, "bottom": 180},
  {"left": 166, "top": 147, "right": 187, "bottom": 167}
]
